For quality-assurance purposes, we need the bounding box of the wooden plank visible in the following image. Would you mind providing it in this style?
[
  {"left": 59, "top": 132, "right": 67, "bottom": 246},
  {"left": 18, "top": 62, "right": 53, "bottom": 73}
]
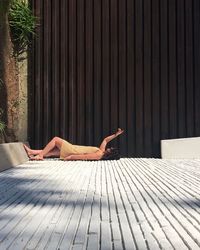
[
  {"left": 58, "top": 186, "right": 90, "bottom": 248},
  {"left": 88, "top": 194, "right": 100, "bottom": 236},
  {"left": 73, "top": 191, "right": 94, "bottom": 245},
  {"left": 87, "top": 234, "right": 99, "bottom": 250},
  {"left": 101, "top": 221, "right": 112, "bottom": 250}
]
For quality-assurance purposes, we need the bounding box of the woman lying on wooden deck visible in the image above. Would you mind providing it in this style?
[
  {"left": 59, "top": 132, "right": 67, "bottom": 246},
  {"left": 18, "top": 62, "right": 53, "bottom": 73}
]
[{"left": 24, "top": 128, "right": 124, "bottom": 161}]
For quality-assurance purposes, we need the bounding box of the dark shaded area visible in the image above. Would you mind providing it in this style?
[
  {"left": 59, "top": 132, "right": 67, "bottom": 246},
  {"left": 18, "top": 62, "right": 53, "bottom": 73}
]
[{"left": 29, "top": 0, "right": 200, "bottom": 158}]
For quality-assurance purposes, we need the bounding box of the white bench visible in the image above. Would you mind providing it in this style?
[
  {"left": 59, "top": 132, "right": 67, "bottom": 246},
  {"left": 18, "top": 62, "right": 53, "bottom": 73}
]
[
  {"left": 0, "top": 142, "right": 29, "bottom": 172},
  {"left": 161, "top": 137, "right": 200, "bottom": 159}
]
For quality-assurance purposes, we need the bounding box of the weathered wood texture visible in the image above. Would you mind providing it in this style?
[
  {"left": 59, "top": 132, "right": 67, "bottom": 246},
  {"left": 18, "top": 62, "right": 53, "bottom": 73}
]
[
  {"left": 29, "top": 0, "right": 200, "bottom": 157},
  {"left": 0, "top": 159, "right": 200, "bottom": 249}
]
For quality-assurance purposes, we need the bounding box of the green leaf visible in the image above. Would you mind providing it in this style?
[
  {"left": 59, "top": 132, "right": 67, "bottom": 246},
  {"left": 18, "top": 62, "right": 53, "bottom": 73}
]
[{"left": 8, "top": 0, "right": 38, "bottom": 56}]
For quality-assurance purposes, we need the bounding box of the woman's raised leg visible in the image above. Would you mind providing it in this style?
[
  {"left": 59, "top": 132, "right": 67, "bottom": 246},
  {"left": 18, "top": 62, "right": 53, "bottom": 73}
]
[
  {"left": 30, "top": 137, "right": 63, "bottom": 160},
  {"left": 45, "top": 148, "right": 60, "bottom": 158}
]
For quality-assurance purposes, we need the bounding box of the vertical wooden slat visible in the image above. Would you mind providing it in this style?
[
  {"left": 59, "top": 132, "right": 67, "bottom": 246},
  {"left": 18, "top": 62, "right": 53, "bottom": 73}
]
[
  {"left": 102, "top": 0, "right": 110, "bottom": 141},
  {"left": 68, "top": 0, "right": 77, "bottom": 143},
  {"left": 160, "top": 0, "right": 169, "bottom": 140},
  {"left": 118, "top": 0, "right": 127, "bottom": 156},
  {"left": 43, "top": 0, "right": 52, "bottom": 144},
  {"left": 177, "top": 0, "right": 186, "bottom": 137},
  {"left": 85, "top": 0, "right": 94, "bottom": 145},
  {"left": 34, "top": 0, "right": 43, "bottom": 148},
  {"left": 152, "top": 0, "right": 160, "bottom": 157},
  {"left": 52, "top": 0, "right": 60, "bottom": 138},
  {"left": 93, "top": 0, "right": 102, "bottom": 146},
  {"left": 135, "top": 0, "right": 144, "bottom": 156},
  {"left": 185, "top": 0, "right": 194, "bottom": 137},
  {"left": 28, "top": 0, "right": 36, "bottom": 146},
  {"left": 126, "top": 0, "right": 135, "bottom": 157},
  {"left": 168, "top": 0, "right": 177, "bottom": 139},
  {"left": 60, "top": 0, "right": 68, "bottom": 139},
  {"left": 143, "top": 0, "right": 152, "bottom": 156},
  {"left": 193, "top": 0, "right": 200, "bottom": 136},
  {"left": 110, "top": 0, "right": 119, "bottom": 148},
  {"left": 77, "top": 0, "right": 85, "bottom": 145}
]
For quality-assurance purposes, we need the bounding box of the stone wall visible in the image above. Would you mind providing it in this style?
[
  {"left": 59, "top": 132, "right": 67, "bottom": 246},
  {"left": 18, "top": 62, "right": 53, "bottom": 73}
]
[{"left": 17, "top": 53, "right": 28, "bottom": 142}]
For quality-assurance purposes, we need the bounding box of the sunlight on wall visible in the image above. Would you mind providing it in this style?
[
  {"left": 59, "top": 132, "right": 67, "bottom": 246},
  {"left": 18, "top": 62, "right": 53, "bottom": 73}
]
[{"left": 17, "top": 51, "right": 27, "bottom": 142}]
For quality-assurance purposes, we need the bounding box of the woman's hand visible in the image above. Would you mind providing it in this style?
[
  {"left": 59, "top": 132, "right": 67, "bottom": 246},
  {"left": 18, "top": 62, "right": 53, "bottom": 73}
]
[{"left": 115, "top": 128, "right": 124, "bottom": 136}]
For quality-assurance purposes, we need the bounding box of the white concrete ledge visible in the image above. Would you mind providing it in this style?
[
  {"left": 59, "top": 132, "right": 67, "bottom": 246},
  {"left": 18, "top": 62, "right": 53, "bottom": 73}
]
[
  {"left": 161, "top": 137, "right": 200, "bottom": 159},
  {"left": 0, "top": 142, "right": 29, "bottom": 172}
]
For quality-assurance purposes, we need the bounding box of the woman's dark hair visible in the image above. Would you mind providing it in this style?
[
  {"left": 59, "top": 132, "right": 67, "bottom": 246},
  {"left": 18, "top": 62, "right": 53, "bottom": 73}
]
[{"left": 101, "top": 147, "right": 120, "bottom": 160}]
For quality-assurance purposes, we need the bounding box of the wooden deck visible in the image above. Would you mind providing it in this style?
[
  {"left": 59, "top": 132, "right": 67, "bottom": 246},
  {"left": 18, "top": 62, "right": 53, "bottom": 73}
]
[{"left": 0, "top": 158, "right": 200, "bottom": 250}]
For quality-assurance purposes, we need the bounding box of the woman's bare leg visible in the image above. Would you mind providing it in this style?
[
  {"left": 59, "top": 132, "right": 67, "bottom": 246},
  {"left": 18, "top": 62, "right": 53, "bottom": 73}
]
[
  {"left": 30, "top": 137, "right": 63, "bottom": 160},
  {"left": 24, "top": 145, "right": 60, "bottom": 158},
  {"left": 45, "top": 148, "right": 60, "bottom": 158}
]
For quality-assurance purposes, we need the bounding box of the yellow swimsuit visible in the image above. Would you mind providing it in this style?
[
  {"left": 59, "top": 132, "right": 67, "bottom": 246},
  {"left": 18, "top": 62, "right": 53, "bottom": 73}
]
[{"left": 60, "top": 139, "right": 99, "bottom": 159}]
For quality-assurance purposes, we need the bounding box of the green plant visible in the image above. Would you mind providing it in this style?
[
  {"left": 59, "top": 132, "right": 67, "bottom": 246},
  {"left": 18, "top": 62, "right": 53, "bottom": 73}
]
[
  {"left": 0, "top": 121, "right": 5, "bottom": 135},
  {"left": 0, "top": 79, "right": 5, "bottom": 135},
  {"left": 9, "top": 0, "right": 37, "bottom": 56},
  {"left": 0, "top": 108, "right": 5, "bottom": 135}
]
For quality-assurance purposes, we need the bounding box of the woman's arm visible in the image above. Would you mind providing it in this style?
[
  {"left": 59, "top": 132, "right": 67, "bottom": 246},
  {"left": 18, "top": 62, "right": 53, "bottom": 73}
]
[
  {"left": 64, "top": 152, "right": 102, "bottom": 161},
  {"left": 99, "top": 128, "right": 124, "bottom": 151}
]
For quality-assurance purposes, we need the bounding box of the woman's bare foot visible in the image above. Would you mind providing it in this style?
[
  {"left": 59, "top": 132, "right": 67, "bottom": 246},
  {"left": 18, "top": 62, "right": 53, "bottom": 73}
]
[
  {"left": 23, "top": 144, "right": 34, "bottom": 157},
  {"left": 30, "top": 155, "right": 44, "bottom": 161}
]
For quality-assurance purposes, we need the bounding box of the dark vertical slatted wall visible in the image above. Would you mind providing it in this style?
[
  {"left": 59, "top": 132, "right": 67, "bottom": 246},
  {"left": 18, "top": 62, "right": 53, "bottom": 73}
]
[{"left": 29, "top": 0, "right": 200, "bottom": 157}]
